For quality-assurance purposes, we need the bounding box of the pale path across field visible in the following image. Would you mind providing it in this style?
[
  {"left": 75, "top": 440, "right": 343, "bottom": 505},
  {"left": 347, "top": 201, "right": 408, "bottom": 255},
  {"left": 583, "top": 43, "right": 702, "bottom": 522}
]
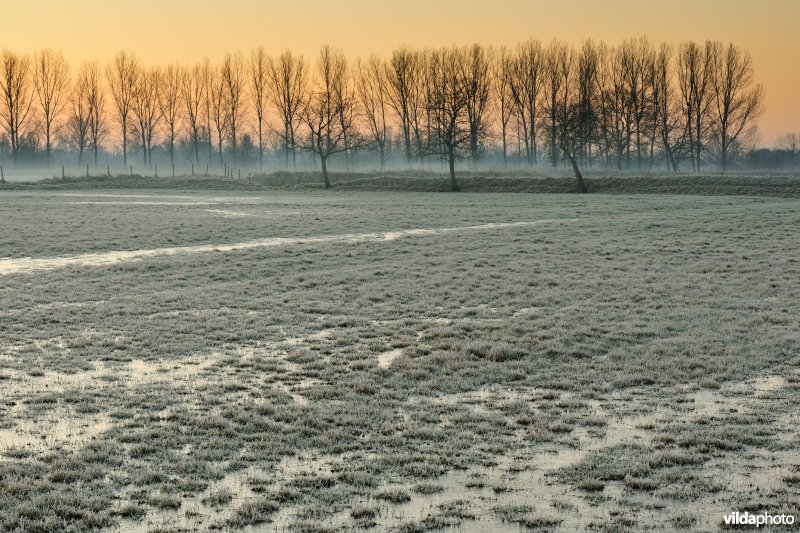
[{"left": 0, "top": 219, "right": 579, "bottom": 276}]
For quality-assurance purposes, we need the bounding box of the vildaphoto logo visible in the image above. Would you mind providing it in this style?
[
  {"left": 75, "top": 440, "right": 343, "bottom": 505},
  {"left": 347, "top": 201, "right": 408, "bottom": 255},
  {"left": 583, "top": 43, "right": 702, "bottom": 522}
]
[{"left": 723, "top": 511, "right": 795, "bottom": 527}]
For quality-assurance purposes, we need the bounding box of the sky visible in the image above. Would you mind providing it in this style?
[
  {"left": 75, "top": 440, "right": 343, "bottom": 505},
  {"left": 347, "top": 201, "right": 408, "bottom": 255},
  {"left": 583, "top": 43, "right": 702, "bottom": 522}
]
[{"left": 3, "top": 0, "right": 798, "bottom": 145}]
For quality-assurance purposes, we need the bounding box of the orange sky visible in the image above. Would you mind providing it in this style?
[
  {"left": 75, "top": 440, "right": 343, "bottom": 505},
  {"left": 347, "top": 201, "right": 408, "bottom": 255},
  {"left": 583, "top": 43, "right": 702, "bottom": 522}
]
[{"left": 4, "top": 0, "right": 798, "bottom": 145}]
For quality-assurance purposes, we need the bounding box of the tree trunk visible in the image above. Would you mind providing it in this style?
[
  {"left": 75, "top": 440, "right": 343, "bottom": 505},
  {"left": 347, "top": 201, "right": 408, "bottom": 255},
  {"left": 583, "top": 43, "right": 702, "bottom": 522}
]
[
  {"left": 122, "top": 121, "right": 128, "bottom": 167},
  {"left": 501, "top": 124, "right": 508, "bottom": 168},
  {"left": 448, "top": 145, "right": 459, "bottom": 192},
  {"left": 258, "top": 122, "right": 263, "bottom": 170},
  {"left": 284, "top": 123, "right": 290, "bottom": 169},
  {"left": 403, "top": 124, "right": 412, "bottom": 165},
  {"left": 470, "top": 128, "right": 479, "bottom": 168},
  {"left": 46, "top": 124, "right": 52, "bottom": 166},
  {"left": 568, "top": 152, "right": 587, "bottom": 193},
  {"left": 321, "top": 154, "right": 331, "bottom": 189}
]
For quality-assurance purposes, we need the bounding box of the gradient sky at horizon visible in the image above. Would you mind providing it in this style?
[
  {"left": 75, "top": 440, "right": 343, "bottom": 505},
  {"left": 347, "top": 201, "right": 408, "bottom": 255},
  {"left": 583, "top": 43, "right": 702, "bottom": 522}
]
[{"left": 4, "top": 0, "right": 798, "bottom": 144}]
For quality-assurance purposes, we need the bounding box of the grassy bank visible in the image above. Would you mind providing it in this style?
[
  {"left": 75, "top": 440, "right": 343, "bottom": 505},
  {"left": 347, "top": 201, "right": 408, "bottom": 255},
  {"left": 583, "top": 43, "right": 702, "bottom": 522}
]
[{"left": 2, "top": 171, "right": 800, "bottom": 197}]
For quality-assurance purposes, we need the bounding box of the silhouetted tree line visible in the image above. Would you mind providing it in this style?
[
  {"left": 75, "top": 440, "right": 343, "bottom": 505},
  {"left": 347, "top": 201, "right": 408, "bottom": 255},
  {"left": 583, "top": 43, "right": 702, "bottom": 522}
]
[{"left": 0, "top": 38, "right": 781, "bottom": 190}]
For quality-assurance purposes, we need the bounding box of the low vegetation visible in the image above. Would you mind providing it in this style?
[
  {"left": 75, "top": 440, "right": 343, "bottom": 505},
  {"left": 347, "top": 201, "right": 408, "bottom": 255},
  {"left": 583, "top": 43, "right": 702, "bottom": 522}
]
[{"left": 0, "top": 186, "right": 798, "bottom": 530}]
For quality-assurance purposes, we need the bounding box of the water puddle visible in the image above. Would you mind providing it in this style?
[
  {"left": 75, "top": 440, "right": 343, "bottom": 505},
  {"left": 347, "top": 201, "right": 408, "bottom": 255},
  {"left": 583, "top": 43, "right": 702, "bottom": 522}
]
[
  {"left": 116, "top": 452, "right": 339, "bottom": 532},
  {"left": 0, "top": 412, "right": 111, "bottom": 455},
  {"left": 204, "top": 209, "right": 301, "bottom": 218},
  {"left": 69, "top": 201, "right": 217, "bottom": 206},
  {"left": 0, "top": 219, "right": 580, "bottom": 276},
  {"left": 60, "top": 193, "right": 266, "bottom": 203},
  {"left": 377, "top": 349, "right": 403, "bottom": 369}
]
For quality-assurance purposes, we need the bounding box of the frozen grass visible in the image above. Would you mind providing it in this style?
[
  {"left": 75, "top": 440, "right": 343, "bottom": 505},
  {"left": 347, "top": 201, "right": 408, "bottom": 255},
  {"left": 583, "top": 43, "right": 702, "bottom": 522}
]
[{"left": 0, "top": 188, "right": 799, "bottom": 530}]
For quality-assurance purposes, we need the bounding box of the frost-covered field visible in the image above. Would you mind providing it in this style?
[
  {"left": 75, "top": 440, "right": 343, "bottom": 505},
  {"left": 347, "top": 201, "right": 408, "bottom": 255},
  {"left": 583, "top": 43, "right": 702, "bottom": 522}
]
[{"left": 1, "top": 189, "right": 799, "bottom": 531}]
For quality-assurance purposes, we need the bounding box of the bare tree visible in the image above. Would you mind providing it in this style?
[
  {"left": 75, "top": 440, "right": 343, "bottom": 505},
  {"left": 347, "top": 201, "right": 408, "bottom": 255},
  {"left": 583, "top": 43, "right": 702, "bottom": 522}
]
[
  {"left": 160, "top": 63, "right": 182, "bottom": 167},
  {"left": 357, "top": 55, "right": 389, "bottom": 173},
  {"left": 462, "top": 44, "right": 492, "bottom": 165},
  {"left": 67, "top": 63, "right": 92, "bottom": 165},
  {"left": 598, "top": 43, "right": 633, "bottom": 170},
  {"left": 494, "top": 47, "right": 515, "bottom": 167},
  {"left": 385, "top": 47, "right": 423, "bottom": 164},
  {"left": 620, "top": 37, "right": 654, "bottom": 168},
  {"left": 651, "top": 44, "right": 680, "bottom": 171},
  {"left": 84, "top": 63, "right": 105, "bottom": 166},
  {"left": 336, "top": 62, "right": 357, "bottom": 170},
  {"left": 32, "top": 49, "right": 69, "bottom": 165},
  {"left": 677, "top": 41, "right": 714, "bottom": 171},
  {"left": 778, "top": 132, "right": 800, "bottom": 165},
  {"left": 183, "top": 63, "right": 206, "bottom": 165},
  {"left": 554, "top": 59, "right": 587, "bottom": 192},
  {"left": 106, "top": 51, "right": 140, "bottom": 167},
  {"left": 574, "top": 39, "right": 599, "bottom": 166},
  {"left": 555, "top": 103, "right": 588, "bottom": 192},
  {"left": 418, "top": 50, "right": 435, "bottom": 164},
  {"left": 131, "top": 67, "right": 161, "bottom": 166},
  {"left": 249, "top": 47, "right": 269, "bottom": 169},
  {"left": 426, "top": 47, "right": 470, "bottom": 191},
  {"left": 266, "top": 50, "right": 307, "bottom": 169},
  {"left": 0, "top": 50, "right": 35, "bottom": 163},
  {"left": 201, "top": 58, "right": 214, "bottom": 166},
  {"left": 508, "top": 40, "right": 543, "bottom": 166},
  {"left": 209, "top": 63, "right": 230, "bottom": 166},
  {"left": 709, "top": 42, "right": 764, "bottom": 170},
  {"left": 543, "top": 40, "right": 571, "bottom": 168},
  {"left": 221, "top": 52, "right": 245, "bottom": 162},
  {"left": 302, "top": 45, "right": 359, "bottom": 188}
]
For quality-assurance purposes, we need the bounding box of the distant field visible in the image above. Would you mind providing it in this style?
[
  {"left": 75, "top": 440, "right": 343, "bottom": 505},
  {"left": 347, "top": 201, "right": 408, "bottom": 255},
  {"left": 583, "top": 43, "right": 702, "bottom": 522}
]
[{"left": 1, "top": 189, "right": 798, "bottom": 531}]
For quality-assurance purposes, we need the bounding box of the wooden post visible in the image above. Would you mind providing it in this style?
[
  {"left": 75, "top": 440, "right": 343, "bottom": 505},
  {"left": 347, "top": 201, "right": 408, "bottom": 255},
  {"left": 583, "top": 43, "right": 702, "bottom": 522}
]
[
  {"left": 62, "top": 165, "right": 65, "bottom": 179},
  {"left": 155, "top": 164, "right": 158, "bottom": 178},
  {"left": 238, "top": 169, "right": 241, "bottom": 179},
  {"left": 0, "top": 165, "right": 4, "bottom": 182},
  {"left": 107, "top": 165, "right": 110, "bottom": 177},
  {"left": 86, "top": 165, "right": 89, "bottom": 177},
  {"left": 172, "top": 164, "right": 175, "bottom": 177},
  {"left": 191, "top": 163, "right": 194, "bottom": 176},
  {"left": 205, "top": 163, "right": 209, "bottom": 177}
]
